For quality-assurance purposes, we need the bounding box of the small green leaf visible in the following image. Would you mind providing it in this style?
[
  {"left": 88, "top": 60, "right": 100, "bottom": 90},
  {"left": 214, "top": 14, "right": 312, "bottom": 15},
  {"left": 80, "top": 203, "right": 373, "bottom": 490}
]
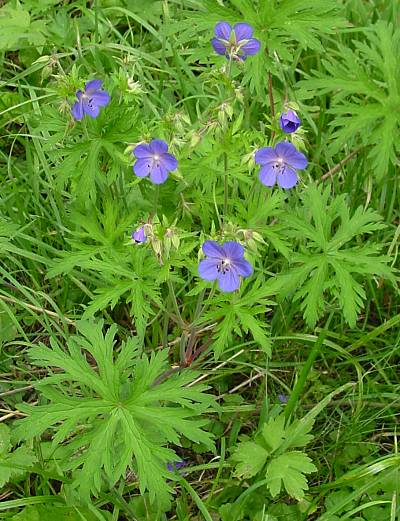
[
  {"left": 0, "top": 445, "right": 37, "bottom": 488},
  {"left": 232, "top": 441, "right": 269, "bottom": 478},
  {"left": 266, "top": 451, "right": 317, "bottom": 500},
  {"left": 0, "top": 424, "right": 11, "bottom": 456},
  {"left": 261, "top": 414, "right": 286, "bottom": 453}
]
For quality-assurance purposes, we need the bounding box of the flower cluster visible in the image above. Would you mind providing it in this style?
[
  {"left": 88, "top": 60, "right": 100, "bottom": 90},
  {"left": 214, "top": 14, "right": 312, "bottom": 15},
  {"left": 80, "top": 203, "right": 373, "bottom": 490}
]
[{"left": 71, "top": 22, "right": 310, "bottom": 293}]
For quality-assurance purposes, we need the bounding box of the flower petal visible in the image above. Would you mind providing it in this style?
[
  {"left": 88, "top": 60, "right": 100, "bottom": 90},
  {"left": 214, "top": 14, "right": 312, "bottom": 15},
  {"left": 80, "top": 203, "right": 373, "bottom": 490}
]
[
  {"left": 149, "top": 139, "right": 168, "bottom": 155},
  {"left": 255, "top": 147, "right": 278, "bottom": 165},
  {"left": 275, "top": 141, "right": 308, "bottom": 170},
  {"left": 82, "top": 100, "right": 100, "bottom": 118},
  {"left": 279, "top": 110, "right": 301, "bottom": 134},
  {"left": 211, "top": 38, "right": 228, "bottom": 56},
  {"left": 90, "top": 91, "right": 110, "bottom": 107},
  {"left": 202, "top": 241, "right": 225, "bottom": 259},
  {"left": 222, "top": 241, "right": 244, "bottom": 260},
  {"left": 160, "top": 152, "right": 178, "bottom": 172},
  {"left": 133, "top": 158, "right": 151, "bottom": 178},
  {"left": 85, "top": 79, "right": 103, "bottom": 92},
  {"left": 71, "top": 100, "right": 84, "bottom": 121},
  {"left": 234, "top": 22, "right": 253, "bottom": 41},
  {"left": 240, "top": 38, "right": 261, "bottom": 56},
  {"left": 259, "top": 164, "right": 277, "bottom": 187},
  {"left": 132, "top": 226, "right": 147, "bottom": 243},
  {"left": 198, "top": 259, "right": 218, "bottom": 281},
  {"left": 218, "top": 269, "right": 240, "bottom": 292},
  {"left": 150, "top": 163, "right": 169, "bottom": 184},
  {"left": 278, "top": 166, "right": 298, "bottom": 189},
  {"left": 134, "top": 143, "right": 152, "bottom": 158},
  {"left": 235, "top": 259, "right": 253, "bottom": 277},
  {"left": 214, "top": 22, "right": 231, "bottom": 40},
  {"left": 283, "top": 110, "right": 300, "bottom": 124},
  {"left": 280, "top": 120, "right": 298, "bottom": 134}
]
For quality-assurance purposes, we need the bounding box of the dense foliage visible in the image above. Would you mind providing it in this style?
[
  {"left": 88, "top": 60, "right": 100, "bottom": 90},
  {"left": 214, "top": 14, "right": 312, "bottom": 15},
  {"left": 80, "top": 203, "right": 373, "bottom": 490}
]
[{"left": 0, "top": 0, "right": 399, "bottom": 520}]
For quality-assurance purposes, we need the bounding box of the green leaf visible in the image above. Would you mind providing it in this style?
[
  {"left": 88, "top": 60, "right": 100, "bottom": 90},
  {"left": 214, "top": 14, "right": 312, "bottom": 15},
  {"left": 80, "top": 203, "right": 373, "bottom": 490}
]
[
  {"left": 298, "top": 22, "right": 400, "bottom": 179},
  {"left": 0, "top": 445, "right": 37, "bottom": 488},
  {"left": 0, "top": 425, "right": 11, "bottom": 456},
  {"left": 14, "top": 321, "right": 215, "bottom": 507},
  {"left": 261, "top": 414, "right": 286, "bottom": 453},
  {"left": 10, "top": 505, "right": 100, "bottom": 521},
  {"left": 265, "top": 451, "right": 317, "bottom": 500},
  {"left": 0, "top": 7, "right": 30, "bottom": 50},
  {"left": 271, "top": 184, "right": 392, "bottom": 327},
  {"left": 232, "top": 441, "right": 269, "bottom": 479}
]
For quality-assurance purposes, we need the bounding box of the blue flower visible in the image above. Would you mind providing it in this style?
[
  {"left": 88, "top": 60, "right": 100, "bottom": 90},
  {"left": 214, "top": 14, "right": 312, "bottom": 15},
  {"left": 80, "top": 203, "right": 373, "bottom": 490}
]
[
  {"left": 167, "top": 460, "right": 186, "bottom": 473},
  {"left": 132, "top": 226, "right": 147, "bottom": 243},
  {"left": 279, "top": 110, "right": 301, "bottom": 134},
  {"left": 278, "top": 394, "right": 289, "bottom": 404},
  {"left": 71, "top": 79, "right": 110, "bottom": 120},
  {"left": 133, "top": 140, "right": 178, "bottom": 185},
  {"left": 255, "top": 141, "right": 308, "bottom": 189},
  {"left": 198, "top": 241, "right": 253, "bottom": 292},
  {"left": 211, "top": 22, "right": 261, "bottom": 61}
]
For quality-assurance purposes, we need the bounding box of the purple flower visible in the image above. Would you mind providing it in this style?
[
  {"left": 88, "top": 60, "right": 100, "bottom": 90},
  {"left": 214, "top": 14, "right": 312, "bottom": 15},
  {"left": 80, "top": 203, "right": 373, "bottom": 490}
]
[
  {"left": 279, "top": 110, "right": 301, "bottom": 134},
  {"left": 255, "top": 141, "right": 308, "bottom": 190},
  {"left": 278, "top": 394, "right": 288, "bottom": 404},
  {"left": 71, "top": 79, "right": 110, "bottom": 120},
  {"left": 198, "top": 241, "right": 253, "bottom": 292},
  {"left": 211, "top": 22, "right": 261, "bottom": 61},
  {"left": 132, "top": 226, "right": 147, "bottom": 243},
  {"left": 167, "top": 460, "right": 186, "bottom": 473},
  {"left": 133, "top": 139, "right": 178, "bottom": 185}
]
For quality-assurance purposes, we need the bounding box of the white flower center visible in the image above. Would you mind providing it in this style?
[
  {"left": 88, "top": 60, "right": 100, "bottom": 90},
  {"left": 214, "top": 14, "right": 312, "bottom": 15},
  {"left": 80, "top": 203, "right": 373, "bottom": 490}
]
[
  {"left": 217, "top": 258, "right": 231, "bottom": 274},
  {"left": 153, "top": 154, "right": 160, "bottom": 161},
  {"left": 273, "top": 157, "right": 285, "bottom": 172}
]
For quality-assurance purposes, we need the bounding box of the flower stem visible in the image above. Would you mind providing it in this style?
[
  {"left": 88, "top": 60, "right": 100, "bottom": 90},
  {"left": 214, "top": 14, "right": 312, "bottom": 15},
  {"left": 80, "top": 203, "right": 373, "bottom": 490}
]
[
  {"left": 154, "top": 185, "right": 160, "bottom": 216},
  {"left": 266, "top": 49, "right": 276, "bottom": 140},
  {"left": 167, "top": 278, "right": 184, "bottom": 329},
  {"left": 82, "top": 119, "right": 89, "bottom": 140},
  {"left": 223, "top": 150, "right": 229, "bottom": 219},
  {"left": 185, "top": 288, "right": 206, "bottom": 364},
  {"left": 284, "top": 311, "right": 334, "bottom": 422},
  {"left": 248, "top": 176, "right": 258, "bottom": 203},
  {"left": 94, "top": 0, "right": 99, "bottom": 44}
]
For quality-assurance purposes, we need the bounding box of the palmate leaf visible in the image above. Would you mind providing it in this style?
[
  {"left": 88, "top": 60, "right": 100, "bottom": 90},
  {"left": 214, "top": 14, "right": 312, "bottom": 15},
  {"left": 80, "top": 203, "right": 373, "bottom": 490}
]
[
  {"left": 202, "top": 278, "right": 273, "bottom": 359},
  {"left": 267, "top": 184, "right": 392, "bottom": 328},
  {"left": 298, "top": 21, "right": 400, "bottom": 179},
  {"left": 232, "top": 413, "right": 317, "bottom": 500},
  {"left": 232, "top": 441, "right": 268, "bottom": 479},
  {"left": 266, "top": 451, "right": 317, "bottom": 500},
  {"left": 14, "top": 320, "right": 215, "bottom": 508},
  {"left": 232, "top": 385, "right": 353, "bottom": 500}
]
